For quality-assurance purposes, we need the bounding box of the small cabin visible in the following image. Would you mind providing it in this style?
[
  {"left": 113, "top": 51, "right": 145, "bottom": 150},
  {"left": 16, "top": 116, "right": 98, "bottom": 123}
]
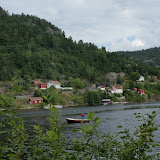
[
  {"left": 29, "top": 97, "right": 43, "bottom": 105},
  {"left": 101, "top": 99, "right": 112, "bottom": 105}
]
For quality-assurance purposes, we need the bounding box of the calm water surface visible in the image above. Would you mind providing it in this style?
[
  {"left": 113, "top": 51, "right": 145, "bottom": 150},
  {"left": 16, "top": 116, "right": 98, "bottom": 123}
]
[
  {"left": 19, "top": 102, "right": 160, "bottom": 153},
  {"left": 19, "top": 103, "right": 160, "bottom": 135}
]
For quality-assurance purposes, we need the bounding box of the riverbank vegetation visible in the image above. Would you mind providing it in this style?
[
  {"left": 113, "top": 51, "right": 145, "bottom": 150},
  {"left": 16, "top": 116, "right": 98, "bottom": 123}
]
[{"left": 0, "top": 99, "right": 160, "bottom": 159}]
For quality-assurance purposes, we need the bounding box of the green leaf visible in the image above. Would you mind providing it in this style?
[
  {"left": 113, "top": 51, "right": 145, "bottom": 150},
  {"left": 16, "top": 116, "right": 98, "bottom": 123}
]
[
  {"left": 42, "top": 95, "right": 48, "bottom": 101},
  {"left": 82, "top": 125, "right": 93, "bottom": 134},
  {"left": 88, "top": 112, "right": 94, "bottom": 121},
  {"left": 34, "top": 125, "right": 39, "bottom": 131},
  {"left": 95, "top": 119, "right": 101, "bottom": 127},
  {"left": 46, "top": 130, "right": 53, "bottom": 137}
]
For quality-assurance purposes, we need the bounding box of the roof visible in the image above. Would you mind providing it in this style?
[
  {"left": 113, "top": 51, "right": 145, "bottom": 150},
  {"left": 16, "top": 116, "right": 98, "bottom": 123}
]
[
  {"left": 114, "top": 86, "right": 122, "bottom": 89},
  {"left": 29, "top": 97, "right": 43, "bottom": 101},
  {"left": 33, "top": 80, "right": 41, "bottom": 83},
  {"left": 97, "top": 86, "right": 105, "bottom": 88},
  {"left": 50, "top": 81, "right": 61, "bottom": 84},
  {"left": 138, "top": 89, "right": 145, "bottom": 92}
]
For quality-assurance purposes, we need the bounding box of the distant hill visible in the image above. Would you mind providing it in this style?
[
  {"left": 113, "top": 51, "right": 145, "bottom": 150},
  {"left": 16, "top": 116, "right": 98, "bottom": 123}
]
[
  {"left": 114, "top": 47, "right": 160, "bottom": 68},
  {"left": 0, "top": 6, "right": 160, "bottom": 82}
]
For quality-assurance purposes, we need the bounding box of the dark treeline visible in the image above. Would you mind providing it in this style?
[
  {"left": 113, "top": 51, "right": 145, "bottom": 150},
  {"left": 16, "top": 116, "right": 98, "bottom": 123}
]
[{"left": 0, "top": 7, "right": 160, "bottom": 82}]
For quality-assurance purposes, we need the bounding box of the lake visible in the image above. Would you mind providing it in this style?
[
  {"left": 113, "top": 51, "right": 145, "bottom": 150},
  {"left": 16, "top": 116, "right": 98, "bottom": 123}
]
[{"left": 18, "top": 102, "right": 160, "bottom": 154}]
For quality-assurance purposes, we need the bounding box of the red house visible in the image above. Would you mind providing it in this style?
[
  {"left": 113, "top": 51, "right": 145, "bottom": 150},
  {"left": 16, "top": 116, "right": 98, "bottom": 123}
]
[
  {"left": 38, "top": 83, "right": 47, "bottom": 89},
  {"left": 152, "top": 76, "right": 157, "bottom": 80},
  {"left": 32, "top": 80, "right": 41, "bottom": 85},
  {"left": 29, "top": 97, "right": 43, "bottom": 105},
  {"left": 137, "top": 89, "right": 145, "bottom": 95}
]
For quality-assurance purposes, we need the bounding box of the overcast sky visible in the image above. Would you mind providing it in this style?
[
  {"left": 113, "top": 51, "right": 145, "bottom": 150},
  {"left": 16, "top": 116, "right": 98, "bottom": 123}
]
[{"left": 1, "top": 0, "right": 160, "bottom": 51}]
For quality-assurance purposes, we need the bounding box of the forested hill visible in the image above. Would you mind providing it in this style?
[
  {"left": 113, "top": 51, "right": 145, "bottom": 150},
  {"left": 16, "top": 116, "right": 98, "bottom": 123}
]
[
  {"left": 114, "top": 47, "right": 160, "bottom": 68},
  {"left": 0, "top": 6, "right": 160, "bottom": 82}
]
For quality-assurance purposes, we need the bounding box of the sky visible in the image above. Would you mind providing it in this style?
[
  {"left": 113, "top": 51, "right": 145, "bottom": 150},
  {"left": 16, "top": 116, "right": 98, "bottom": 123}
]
[{"left": 1, "top": 0, "right": 160, "bottom": 51}]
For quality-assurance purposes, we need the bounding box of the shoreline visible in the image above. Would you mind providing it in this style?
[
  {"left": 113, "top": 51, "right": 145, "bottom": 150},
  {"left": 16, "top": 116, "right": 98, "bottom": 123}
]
[{"left": 1, "top": 100, "right": 160, "bottom": 111}]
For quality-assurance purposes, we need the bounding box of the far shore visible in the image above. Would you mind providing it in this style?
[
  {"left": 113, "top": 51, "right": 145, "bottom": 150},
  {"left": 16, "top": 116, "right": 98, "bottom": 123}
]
[{"left": 1, "top": 100, "right": 160, "bottom": 111}]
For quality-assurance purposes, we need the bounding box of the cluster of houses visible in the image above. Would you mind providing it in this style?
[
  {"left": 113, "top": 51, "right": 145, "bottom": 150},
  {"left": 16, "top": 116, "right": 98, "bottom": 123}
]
[
  {"left": 97, "top": 86, "right": 123, "bottom": 94},
  {"left": 29, "top": 80, "right": 73, "bottom": 105},
  {"left": 97, "top": 85, "right": 145, "bottom": 95},
  {"left": 32, "top": 80, "right": 62, "bottom": 89},
  {"left": 29, "top": 75, "right": 158, "bottom": 106},
  {"left": 29, "top": 80, "right": 61, "bottom": 105},
  {"left": 97, "top": 85, "right": 146, "bottom": 105}
]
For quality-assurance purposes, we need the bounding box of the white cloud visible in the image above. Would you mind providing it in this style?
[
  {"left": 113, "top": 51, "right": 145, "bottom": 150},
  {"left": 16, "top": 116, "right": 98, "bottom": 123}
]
[
  {"left": 1, "top": 0, "right": 160, "bottom": 51},
  {"left": 131, "top": 39, "right": 144, "bottom": 47}
]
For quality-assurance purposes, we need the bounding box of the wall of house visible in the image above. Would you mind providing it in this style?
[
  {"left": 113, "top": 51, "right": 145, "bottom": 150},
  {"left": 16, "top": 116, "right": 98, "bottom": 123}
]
[{"left": 29, "top": 100, "right": 42, "bottom": 105}]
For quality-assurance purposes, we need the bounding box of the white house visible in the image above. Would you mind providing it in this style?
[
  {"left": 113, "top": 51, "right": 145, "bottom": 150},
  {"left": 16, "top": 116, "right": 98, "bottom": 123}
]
[
  {"left": 47, "top": 81, "right": 62, "bottom": 89},
  {"left": 97, "top": 86, "right": 105, "bottom": 91},
  {"left": 138, "top": 76, "right": 144, "bottom": 82},
  {"left": 109, "top": 86, "right": 123, "bottom": 94}
]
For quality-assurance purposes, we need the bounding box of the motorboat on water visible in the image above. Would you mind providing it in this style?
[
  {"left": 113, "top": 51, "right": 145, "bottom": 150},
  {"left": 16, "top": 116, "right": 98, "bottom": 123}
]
[{"left": 66, "top": 118, "right": 89, "bottom": 124}]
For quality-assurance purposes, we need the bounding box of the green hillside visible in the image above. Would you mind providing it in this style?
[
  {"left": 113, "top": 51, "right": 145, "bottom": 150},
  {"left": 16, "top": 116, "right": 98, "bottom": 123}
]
[
  {"left": 114, "top": 47, "right": 160, "bottom": 68},
  {"left": 0, "top": 6, "right": 160, "bottom": 82}
]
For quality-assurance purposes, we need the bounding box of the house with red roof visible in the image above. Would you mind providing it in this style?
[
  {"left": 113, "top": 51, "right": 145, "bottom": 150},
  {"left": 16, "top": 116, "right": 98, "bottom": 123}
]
[
  {"left": 109, "top": 86, "right": 123, "bottom": 94},
  {"left": 29, "top": 97, "right": 43, "bottom": 105},
  {"left": 32, "top": 80, "right": 41, "bottom": 85},
  {"left": 47, "top": 80, "right": 62, "bottom": 89},
  {"left": 97, "top": 86, "right": 105, "bottom": 91}
]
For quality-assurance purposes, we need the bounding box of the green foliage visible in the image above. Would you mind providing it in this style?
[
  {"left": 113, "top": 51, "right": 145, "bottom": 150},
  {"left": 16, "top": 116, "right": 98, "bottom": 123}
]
[
  {"left": 116, "top": 47, "right": 160, "bottom": 76},
  {"left": 117, "top": 74, "right": 124, "bottom": 85},
  {"left": 0, "top": 110, "right": 27, "bottom": 159},
  {"left": 130, "top": 72, "right": 140, "bottom": 81},
  {"left": 124, "top": 90, "right": 146, "bottom": 102},
  {"left": 1, "top": 7, "right": 160, "bottom": 84},
  {"left": 0, "top": 94, "right": 14, "bottom": 108},
  {"left": 86, "top": 91, "right": 103, "bottom": 105},
  {"left": 33, "top": 87, "right": 60, "bottom": 105},
  {"left": 68, "top": 78, "right": 86, "bottom": 89},
  {"left": 111, "top": 95, "right": 119, "bottom": 102}
]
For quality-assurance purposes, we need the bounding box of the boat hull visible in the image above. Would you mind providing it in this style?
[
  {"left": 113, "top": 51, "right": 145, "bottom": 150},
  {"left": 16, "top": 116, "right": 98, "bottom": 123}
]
[{"left": 66, "top": 118, "right": 89, "bottom": 124}]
